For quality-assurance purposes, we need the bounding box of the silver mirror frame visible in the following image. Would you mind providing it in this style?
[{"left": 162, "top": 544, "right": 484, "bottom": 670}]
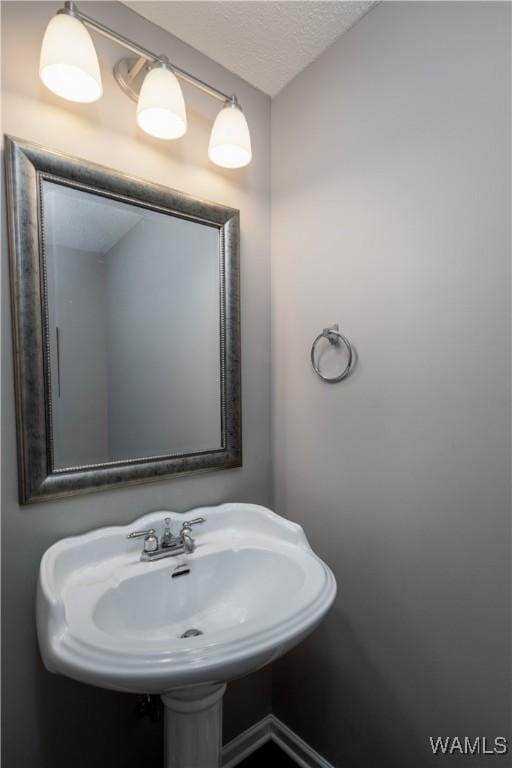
[{"left": 4, "top": 135, "right": 242, "bottom": 504}]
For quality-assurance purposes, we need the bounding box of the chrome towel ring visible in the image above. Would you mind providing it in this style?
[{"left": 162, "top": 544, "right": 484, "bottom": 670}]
[{"left": 311, "top": 324, "right": 355, "bottom": 383}]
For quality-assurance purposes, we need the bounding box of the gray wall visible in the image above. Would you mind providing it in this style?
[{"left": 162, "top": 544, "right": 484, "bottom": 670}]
[
  {"left": 271, "top": 3, "right": 511, "bottom": 767},
  {"left": 47, "top": 245, "right": 110, "bottom": 468},
  {"left": 105, "top": 212, "right": 221, "bottom": 459},
  {"left": 1, "top": 2, "right": 271, "bottom": 766}
]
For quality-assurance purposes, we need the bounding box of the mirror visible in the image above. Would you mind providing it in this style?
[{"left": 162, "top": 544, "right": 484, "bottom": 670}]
[
  {"left": 5, "top": 136, "right": 241, "bottom": 503},
  {"left": 44, "top": 181, "right": 222, "bottom": 468}
]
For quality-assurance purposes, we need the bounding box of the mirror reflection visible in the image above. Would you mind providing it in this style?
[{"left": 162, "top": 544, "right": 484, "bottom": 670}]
[{"left": 43, "top": 181, "right": 222, "bottom": 469}]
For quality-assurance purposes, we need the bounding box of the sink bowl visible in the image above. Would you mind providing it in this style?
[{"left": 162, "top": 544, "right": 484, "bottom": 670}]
[{"left": 37, "top": 503, "right": 336, "bottom": 767}]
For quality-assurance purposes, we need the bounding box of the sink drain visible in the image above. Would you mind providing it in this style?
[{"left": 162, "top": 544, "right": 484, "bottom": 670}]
[{"left": 180, "top": 628, "right": 203, "bottom": 638}]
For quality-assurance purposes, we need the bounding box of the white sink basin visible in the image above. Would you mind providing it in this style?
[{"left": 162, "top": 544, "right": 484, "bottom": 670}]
[
  {"left": 37, "top": 504, "right": 336, "bottom": 767},
  {"left": 38, "top": 503, "right": 336, "bottom": 692}
]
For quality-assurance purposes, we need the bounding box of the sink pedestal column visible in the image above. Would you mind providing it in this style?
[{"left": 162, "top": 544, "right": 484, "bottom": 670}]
[{"left": 161, "top": 683, "right": 227, "bottom": 768}]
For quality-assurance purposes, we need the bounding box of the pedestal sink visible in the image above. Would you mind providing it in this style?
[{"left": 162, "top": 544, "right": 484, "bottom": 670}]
[{"left": 37, "top": 503, "right": 336, "bottom": 768}]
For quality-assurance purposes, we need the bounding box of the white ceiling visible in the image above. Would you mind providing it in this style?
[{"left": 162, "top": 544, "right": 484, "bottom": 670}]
[
  {"left": 45, "top": 183, "right": 143, "bottom": 255},
  {"left": 124, "top": 1, "right": 376, "bottom": 97}
]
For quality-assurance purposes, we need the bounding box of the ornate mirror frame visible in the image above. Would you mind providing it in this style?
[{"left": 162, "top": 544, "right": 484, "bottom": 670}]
[{"left": 5, "top": 136, "right": 241, "bottom": 504}]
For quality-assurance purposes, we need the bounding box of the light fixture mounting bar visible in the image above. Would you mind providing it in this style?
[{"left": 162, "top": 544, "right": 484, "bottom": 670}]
[
  {"left": 59, "top": 1, "right": 231, "bottom": 104},
  {"left": 127, "top": 57, "right": 147, "bottom": 83}
]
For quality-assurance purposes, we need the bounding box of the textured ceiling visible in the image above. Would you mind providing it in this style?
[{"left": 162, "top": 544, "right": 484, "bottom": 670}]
[{"left": 124, "top": 1, "right": 376, "bottom": 96}]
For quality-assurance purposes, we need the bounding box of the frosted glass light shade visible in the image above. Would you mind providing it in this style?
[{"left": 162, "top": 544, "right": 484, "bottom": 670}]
[
  {"left": 39, "top": 13, "right": 102, "bottom": 103},
  {"left": 208, "top": 103, "right": 252, "bottom": 169},
  {"left": 136, "top": 66, "right": 187, "bottom": 140}
]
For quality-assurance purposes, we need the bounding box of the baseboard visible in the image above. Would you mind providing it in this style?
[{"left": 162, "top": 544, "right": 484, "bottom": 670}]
[
  {"left": 222, "top": 715, "right": 274, "bottom": 768},
  {"left": 221, "top": 714, "right": 335, "bottom": 768}
]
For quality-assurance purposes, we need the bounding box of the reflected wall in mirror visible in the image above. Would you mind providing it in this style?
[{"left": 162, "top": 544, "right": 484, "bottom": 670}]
[{"left": 5, "top": 136, "right": 241, "bottom": 503}]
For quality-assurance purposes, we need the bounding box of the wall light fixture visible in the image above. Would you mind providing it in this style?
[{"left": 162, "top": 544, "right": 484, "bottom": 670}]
[{"left": 39, "top": 1, "right": 252, "bottom": 168}]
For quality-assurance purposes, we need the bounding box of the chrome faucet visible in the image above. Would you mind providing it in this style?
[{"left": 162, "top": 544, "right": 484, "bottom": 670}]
[{"left": 127, "top": 517, "right": 206, "bottom": 561}]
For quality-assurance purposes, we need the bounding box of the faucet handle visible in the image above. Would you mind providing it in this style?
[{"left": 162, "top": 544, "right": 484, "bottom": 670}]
[
  {"left": 127, "top": 528, "right": 158, "bottom": 554},
  {"left": 180, "top": 517, "right": 206, "bottom": 533},
  {"left": 179, "top": 518, "right": 205, "bottom": 554},
  {"left": 127, "top": 528, "right": 156, "bottom": 540}
]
